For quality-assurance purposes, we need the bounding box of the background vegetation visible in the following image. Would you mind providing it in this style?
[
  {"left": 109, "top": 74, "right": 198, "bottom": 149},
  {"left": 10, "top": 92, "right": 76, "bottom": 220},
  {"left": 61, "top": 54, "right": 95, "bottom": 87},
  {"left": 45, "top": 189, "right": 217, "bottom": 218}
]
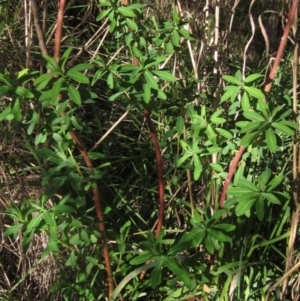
[{"left": 0, "top": 0, "right": 299, "bottom": 300}]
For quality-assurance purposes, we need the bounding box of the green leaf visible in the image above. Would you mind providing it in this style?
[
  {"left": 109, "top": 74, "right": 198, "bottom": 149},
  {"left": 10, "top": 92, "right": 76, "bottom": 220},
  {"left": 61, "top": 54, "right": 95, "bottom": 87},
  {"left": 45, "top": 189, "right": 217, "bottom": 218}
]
[
  {"left": 143, "top": 83, "right": 151, "bottom": 103},
  {"left": 240, "top": 121, "right": 262, "bottom": 133},
  {"left": 257, "top": 98, "right": 270, "bottom": 119},
  {"left": 51, "top": 205, "right": 75, "bottom": 214},
  {"left": 258, "top": 169, "right": 272, "bottom": 188},
  {"left": 61, "top": 47, "right": 73, "bottom": 70},
  {"left": 240, "top": 131, "right": 260, "bottom": 146},
  {"left": 43, "top": 211, "right": 55, "bottom": 227},
  {"left": 210, "top": 163, "right": 223, "bottom": 173},
  {"left": 227, "top": 187, "right": 249, "bottom": 196},
  {"left": 168, "top": 239, "right": 194, "bottom": 256},
  {"left": 69, "top": 233, "right": 82, "bottom": 245},
  {"left": 65, "top": 250, "right": 78, "bottom": 267},
  {"left": 215, "top": 128, "right": 232, "bottom": 139},
  {"left": 144, "top": 71, "right": 158, "bottom": 90},
  {"left": 210, "top": 117, "right": 226, "bottom": 124},
  {"left": 47, "top": 237, "right": 58, "bottom": 253},
  {"left": 261, "top": 193, "right": 281, "bottom": 204},
  {"left": 15, "top": 86, "right": 34, "bottom": 98},
  {"left": 177, "top": 152, "right": 193, "bottom": 167},
  {"left": 24, "top": 213, "right": 43, "bottom": 235},
  {"left": 256, "top": 196, "right": 265, "bottom": 221},
  {"left": 0, "top": 76, "right": 13, "bottom": 88},
  {"left": 238, "top": 178, "right": 258, "bottom": 191},
  {"left": 243, "top": 111, "right": 265, "bottom": 122},
  {"left": 147, "top": 230, "right": 156, "bottom": 246},
  {"left": 150, "top": 260, "right": 163, "bottom": 289},
  {"left": 152, "top": 70, "right": 176, "bottom": 82},
  {"left": 126, "top": 18, "right": 138, "bottom": 31},
  {"left": 266, "top": 128, "right": 277, "bottom": 152},
  {"left": 205, "top": 235, "right": 214, "bottom": 254},
  {"left": 244, "top": 74, "right": 263, "bottom": 83},
  {"left": 133, "top": 43, "right": 141, "bottom": 57},
  {"left": 90, "top": 234, "right": 97, "bottom": 244},
  {"left": 178, "top": 27, "right": 194, "bottom": 40},
  {"left": 176, "top": 116, "right": 184, "bottom": 135},
  {"left": 206, "top": 124, "right": 216, "bottom": 145},
  {"left": 107, "top": 72, "right": 114, "bottom": 89},
  {"left": 130, "top": 251, "right": 152, "bottom": 265},
  {"left": 34, "top": 132, "right": 47, "bottom": 145},
  {"left": 193, "top": 154, "right": 202, "bottom": 180},
  {"left": 207, "top": 229, "right": 231, "bottom": 242},
  {"left": 223, "top": 75, "right": 241, "bottom": 85},
  {"left": 109, "top": 18, "right": 117, "bottom": 33},
  {"left": 68, "top": 63, "right": 94, "bottom": 72},
  {"left": 51, "top": 77, "right": 63, "bottom": 103},
  {"left": 12, "top": 98, "right": 21, "bottom": 121},
  {"left": 207, "top": 146, "right": 222, "bottom": 154},
  {"left": 220, "top": 86, "right": 240, "bottom": 103},
  {"left": 166, "top": 42, "right": 174, "bottom": 54},
  {"left": 35, "top": 73, "right": 53, "bottom": 85},
  {"left": 267, "top": 174, "right": 284, "bottom": 191},
  {"left": 0, "top": 85, "right": 11, "bottom": 96},
  {"left": 213, "top": 223, "right": 235, "bottom": 232},
  {"left": 118, "top": 6, "right": 136, "bottom": 17},
  {"left": 127, "top": 3, "right": 144, "bottom": 9},
  {"left": 67, "top": 70, "right": 89, "bottom": 84},
  {"left": 212, "top": 261, "right": 245, "bottom": 275},
  {"left": 81, "top": 229, "right": 90, "bottom": 245},
  {"left": 241, "top": 92, "right": 250, "bottom": 111},
  {"left": 119, "top": 64, "right": 141, "bottom": 72},
  {"left": 53, "top": 133, "right": 63, "bottom": 143},
  {"left": 108, "top": 91, "right": 124, "bottom": 101},
  {"left": 280, "top": 120, "right": 298, "bottom": 130},
  {"left": 172, "top": 30, "right": 180, "bottom": 47},
  {"left": 68, "top": 85, "right": 81, "bottom": 105},
  {"left": 157, "top": 89, "right": 167, "bottom": 100},
  {"left": 86, "top": 256, "right": 98, "bottom": 265},
  {"left": 243, "top": 86, "right": 265, "bottom": 99},
  {"left": 162, "top": 256, "right": 192, "bottom": 289},
  {"left": 42, "top": 55, "right": 59, "bottom": 69},
  {"left": 96, "top": 8, "right": 112, "bottom": 21},
  {"left": 272, "top": 122, "right": 295, "bottom": 136},
  {"left": 235, "top": 198, "right": 256, "bottom": 216},
  {"left": 36, "top": 76, "right": 53, "bottom": 91},
  {"left": 99, "top": 0, "right": 111, "bottom": 6},
  {"left": 4, "top": 224, "right": 23, "bottom": 238},
  {"left": 22, "top": 230, "right": 34, "bottom": 253}
]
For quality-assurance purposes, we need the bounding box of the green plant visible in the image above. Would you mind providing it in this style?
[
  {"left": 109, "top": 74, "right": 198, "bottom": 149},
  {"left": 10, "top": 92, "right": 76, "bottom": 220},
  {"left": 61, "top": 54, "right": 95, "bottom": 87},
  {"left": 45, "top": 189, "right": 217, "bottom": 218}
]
[{"left": 1, "top": 0, "right": 299, "bottom": 300}]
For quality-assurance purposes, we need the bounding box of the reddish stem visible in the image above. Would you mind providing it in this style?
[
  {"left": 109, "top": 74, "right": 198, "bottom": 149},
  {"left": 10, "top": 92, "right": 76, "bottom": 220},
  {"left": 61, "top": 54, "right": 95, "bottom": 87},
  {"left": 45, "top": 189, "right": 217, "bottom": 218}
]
[
  {"left": 53, "top": 0, "right": 113, "bottom": 297},
  {"left": 143, "top": 109, "right": 165, "bottom": 237},
  {"left": 264, "top": 0, "right": 299, "bottom": 92},
  {"left": 220, "top": 0, "right": 299, "bottom": 208},
  {"left": 219, "top": 146, "right": 245, "bottom": 208}
]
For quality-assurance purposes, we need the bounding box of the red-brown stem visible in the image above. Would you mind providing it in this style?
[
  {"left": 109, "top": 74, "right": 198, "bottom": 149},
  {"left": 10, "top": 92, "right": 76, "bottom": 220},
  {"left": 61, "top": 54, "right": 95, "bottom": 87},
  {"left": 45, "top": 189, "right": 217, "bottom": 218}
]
[
  {"left": 220, "top": 0, "right": 299, "bottom": 208},
  {"left": 143, "top": 109, "right": 165, "bottom": 237},
  {"left": 264, "top": 0, "right": 299, "bottom": 92},
  {"left": 219, "top": 146, "right": 245, "bottom": 208},
  {"left": 53, "top": 0, "right": 65, "bottom": 60},
  {"left": 131, "top": 55, "right": 165, "bottom": 237},
  {"left": 68, "top": 132, "right": 114, "bottom": 296},
  {"left": 54, "top": 0, "right": 114, "bottom": 298}
]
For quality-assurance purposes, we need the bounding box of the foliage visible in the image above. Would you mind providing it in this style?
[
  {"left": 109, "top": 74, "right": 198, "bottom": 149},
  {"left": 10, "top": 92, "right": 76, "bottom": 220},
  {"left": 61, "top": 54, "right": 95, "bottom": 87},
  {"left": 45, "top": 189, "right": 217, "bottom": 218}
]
[{"left": 0, "top": 0, "right": 299, "bottom": 300}]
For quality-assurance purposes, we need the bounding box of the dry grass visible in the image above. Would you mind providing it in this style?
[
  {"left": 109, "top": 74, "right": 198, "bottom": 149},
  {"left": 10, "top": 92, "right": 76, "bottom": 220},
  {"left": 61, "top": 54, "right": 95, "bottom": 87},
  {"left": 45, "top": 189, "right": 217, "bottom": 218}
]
[{"left": 0, "top": 141, "right": 62, "bottom": 301}]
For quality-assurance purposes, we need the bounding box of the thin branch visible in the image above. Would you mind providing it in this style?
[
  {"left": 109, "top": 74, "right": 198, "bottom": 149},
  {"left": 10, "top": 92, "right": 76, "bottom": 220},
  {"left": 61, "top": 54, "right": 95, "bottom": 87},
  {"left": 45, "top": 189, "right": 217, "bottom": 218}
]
[
  {"left": 53, "top": 0, "right": 114, "bottom": 298},
  {"left": 265, "top": 0, "right": 299, "bottom": 92},
  {"left": 220, "top": 0, "right": 300, "bottom": 208},
  {"left": 144, "top": 109, "right": 165, "bottom": 237},
  {"left": 31, "top": 0, "right": 48, "bottom": 56}
]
